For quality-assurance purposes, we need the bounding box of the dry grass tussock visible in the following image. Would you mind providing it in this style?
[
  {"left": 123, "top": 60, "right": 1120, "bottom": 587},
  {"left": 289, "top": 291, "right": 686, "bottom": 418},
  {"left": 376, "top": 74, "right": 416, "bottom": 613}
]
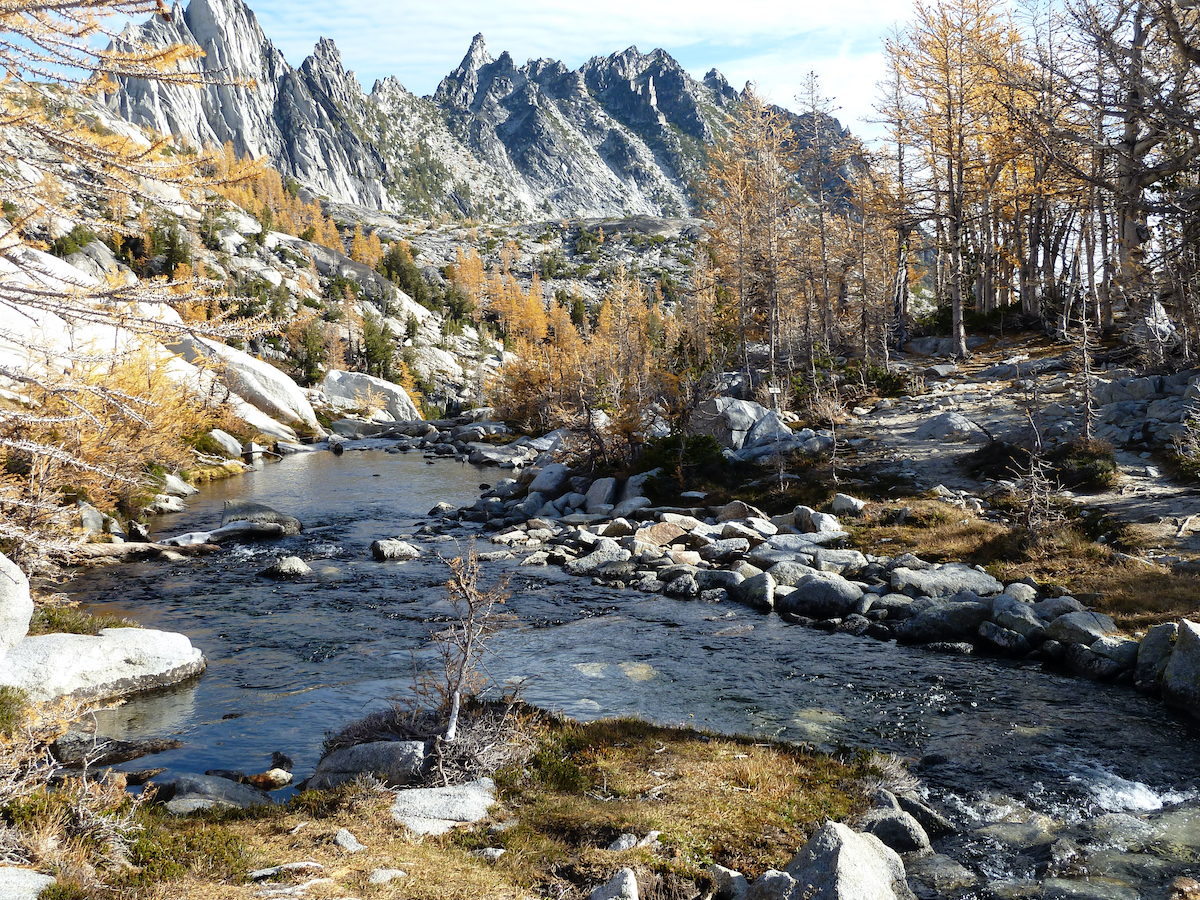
[
  {"left": 478, "top": 716, "right": 869, "bottom": 896},
  {"left": 857, "top": 751, "right": 921, "bottom": 797},
  {"left": 0, "top": 691, "right": 156, "bottom": 891},
  {"left": 849, "top": 499, "right": 1020, "bottom": 565}
]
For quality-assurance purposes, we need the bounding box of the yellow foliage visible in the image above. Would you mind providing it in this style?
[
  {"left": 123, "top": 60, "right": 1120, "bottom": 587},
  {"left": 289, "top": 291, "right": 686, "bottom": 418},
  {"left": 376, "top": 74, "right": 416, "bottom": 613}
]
[
  {"left": 452, "top": 246, "right": 486, "bottom": 308},
  {"left": 208, "top": 143, "right": 345, "bottom": 251},
  {"left": 495, "top": 267, "right": 678, "bottom": 461},
  {"left": 0, "top": 347, "right": 225, "bottom": 525},
  {"left": 395, "top": 359, "right": 423, "bottom": 409},
  {"left": 349, "top": 223, "right": 369, "bottom": 263}
]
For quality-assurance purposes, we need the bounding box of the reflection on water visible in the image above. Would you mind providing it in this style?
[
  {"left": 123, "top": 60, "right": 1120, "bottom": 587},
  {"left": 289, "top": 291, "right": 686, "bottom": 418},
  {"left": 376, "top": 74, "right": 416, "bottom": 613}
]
[{"left": 66, "top": 448, "right": 1200, "bottom": 895}]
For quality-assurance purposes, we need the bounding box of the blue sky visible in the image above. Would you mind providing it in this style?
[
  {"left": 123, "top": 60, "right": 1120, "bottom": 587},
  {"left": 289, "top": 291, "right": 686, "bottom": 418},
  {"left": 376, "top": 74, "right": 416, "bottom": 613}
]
[{"left": 237, "top": 0, "right": 915, "bottom": 139}]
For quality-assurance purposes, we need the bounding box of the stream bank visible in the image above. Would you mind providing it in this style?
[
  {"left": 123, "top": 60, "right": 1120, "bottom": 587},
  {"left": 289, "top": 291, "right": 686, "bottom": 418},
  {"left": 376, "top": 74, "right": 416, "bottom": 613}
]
[{"left": 57, "top": 448, "right": 1200, "bottom": 898}]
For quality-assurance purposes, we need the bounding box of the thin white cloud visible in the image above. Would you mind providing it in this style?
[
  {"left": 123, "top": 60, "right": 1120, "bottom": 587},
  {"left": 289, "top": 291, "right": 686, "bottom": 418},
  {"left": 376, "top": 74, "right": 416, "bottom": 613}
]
[{"left": 230, "top": 0, "right": 917, "bottom": 133}]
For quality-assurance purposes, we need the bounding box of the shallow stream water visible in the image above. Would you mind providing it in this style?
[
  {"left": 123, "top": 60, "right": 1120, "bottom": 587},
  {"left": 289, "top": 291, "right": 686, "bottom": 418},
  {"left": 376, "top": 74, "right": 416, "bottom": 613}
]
[{"left": 65, "top": 449, "right": 1200, "bottom": 898}]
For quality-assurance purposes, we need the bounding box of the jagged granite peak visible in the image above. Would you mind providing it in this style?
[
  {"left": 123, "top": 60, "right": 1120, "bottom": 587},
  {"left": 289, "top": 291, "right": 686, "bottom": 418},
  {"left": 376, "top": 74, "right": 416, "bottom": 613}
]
[
  {"left": 301, "top": 37, "right": 363, "bottom": 103},
  {"left": 703, "top": 69, "right": 739, "bottom": 103},
  {"left": 106, "top": 0, "right": 391, "bottom": 207},
  {"left": 435, "top": 33, "right": 495, "bottom": 109},
  {"left": 101, "top": 0, "right": 859, "bottom": 219}
]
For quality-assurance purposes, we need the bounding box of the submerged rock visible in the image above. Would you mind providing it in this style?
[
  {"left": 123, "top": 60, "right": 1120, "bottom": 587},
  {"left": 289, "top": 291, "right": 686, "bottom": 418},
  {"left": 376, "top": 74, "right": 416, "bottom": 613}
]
[
  {"left": 154, "top": 773, "right": 272, "bottom": 812},
  {"left": 905, "top": 854, "right": 979, "bottom": 895},
  {"left": 221, "top": 500, "right": 302, "bottom": 535},
  {"left": 257, "top": 556, "right": 313, "bottom": 579},
  {"left": 371, "top": 539, "right": 422, "bottom": 561}
]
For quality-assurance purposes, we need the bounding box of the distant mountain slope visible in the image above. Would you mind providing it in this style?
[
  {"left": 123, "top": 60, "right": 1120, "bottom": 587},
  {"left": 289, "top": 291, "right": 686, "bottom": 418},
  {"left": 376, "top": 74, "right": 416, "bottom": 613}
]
[{"left": 104, "top": 0, "right": 855, "bottom": 219}]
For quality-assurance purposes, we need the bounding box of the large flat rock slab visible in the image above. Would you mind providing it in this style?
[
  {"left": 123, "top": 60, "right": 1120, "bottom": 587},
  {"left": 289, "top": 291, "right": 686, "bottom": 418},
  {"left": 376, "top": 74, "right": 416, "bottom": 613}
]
[
  {"left": 0, "top": 628, "right": 205, "bottom": 703},
  {"left": 390, "top": 777, "right": 496, "bottom": 835}
]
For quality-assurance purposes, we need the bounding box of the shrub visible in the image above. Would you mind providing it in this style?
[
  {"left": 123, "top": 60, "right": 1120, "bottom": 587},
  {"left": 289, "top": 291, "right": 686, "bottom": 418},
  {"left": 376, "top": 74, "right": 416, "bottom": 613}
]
[
  {"left": 967, "top": 439, "right": 1117, "bottom": 493},
  {"left": 377, "top": 241, "right": 433, "bottom": 306},
  {"left": 50, "top": 224, "right": 96, "bottom": 258},
  {"left": 0, "top": 686, "right": 26, "bottom": 737},
  {"left": 1045, "top": 439, "right": 1119, "bottom": 491}
]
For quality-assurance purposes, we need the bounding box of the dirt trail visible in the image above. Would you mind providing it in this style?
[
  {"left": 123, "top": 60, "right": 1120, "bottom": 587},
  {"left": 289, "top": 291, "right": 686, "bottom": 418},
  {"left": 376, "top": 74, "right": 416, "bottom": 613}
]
[{"left": 834, "top": 333, "right": 1200, "bottom": 560}]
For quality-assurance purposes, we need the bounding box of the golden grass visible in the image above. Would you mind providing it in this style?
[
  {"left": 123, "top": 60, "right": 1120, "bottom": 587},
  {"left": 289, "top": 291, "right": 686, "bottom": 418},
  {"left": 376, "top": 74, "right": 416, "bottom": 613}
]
[
  {"left": 1029, "top": 567, "right": 1200, "bottom": 631},
  {"left": 848, "top": 499, "right": 1019, "bottom": 565},
  {"left": 482, "top": 717, "right": 868, "bottom": 894},
  {"left": 38, "top": 716, "right": 869, "bottom": 900},
  {"left": 849, "top": 499, "right": 1200, "bottom": 629}
]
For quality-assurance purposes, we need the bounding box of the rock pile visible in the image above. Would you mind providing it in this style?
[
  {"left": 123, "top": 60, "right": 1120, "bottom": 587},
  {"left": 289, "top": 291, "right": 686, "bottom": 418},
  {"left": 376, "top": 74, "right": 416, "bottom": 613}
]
[{"left": 426, "top": 466, "right": 1200, "bottom": 722}]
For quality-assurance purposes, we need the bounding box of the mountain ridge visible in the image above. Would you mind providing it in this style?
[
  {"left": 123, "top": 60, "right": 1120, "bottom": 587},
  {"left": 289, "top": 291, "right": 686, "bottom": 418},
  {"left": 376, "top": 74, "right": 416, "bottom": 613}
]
[{"left": 104, "top": 0, "right": 852, "bottom": 219}]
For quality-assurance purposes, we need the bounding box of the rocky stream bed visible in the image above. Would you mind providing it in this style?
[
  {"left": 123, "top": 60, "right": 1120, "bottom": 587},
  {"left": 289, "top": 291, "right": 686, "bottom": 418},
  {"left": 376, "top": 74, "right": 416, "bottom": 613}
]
[{"left": 26, "top": 441, "right": 1193, "bottom": 900}]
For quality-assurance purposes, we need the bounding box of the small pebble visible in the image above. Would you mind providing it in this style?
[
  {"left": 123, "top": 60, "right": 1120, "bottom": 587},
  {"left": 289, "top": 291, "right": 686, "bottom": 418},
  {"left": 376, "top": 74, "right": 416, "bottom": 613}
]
[
  {"left": 334, "top": 827, "right": 365, "bottom": 853},
  {"left": 607, "top": 833, "right": 638, "bottom": 851},
  {"left": 368, "top": 868, "right": 408, "bottom": 885}
]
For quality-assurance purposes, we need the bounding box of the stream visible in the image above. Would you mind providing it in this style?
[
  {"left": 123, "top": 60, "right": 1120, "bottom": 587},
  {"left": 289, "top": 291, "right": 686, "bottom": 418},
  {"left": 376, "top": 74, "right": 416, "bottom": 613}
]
[{"left": 65, "top": 448, "right": 1200, "bottom": 899}]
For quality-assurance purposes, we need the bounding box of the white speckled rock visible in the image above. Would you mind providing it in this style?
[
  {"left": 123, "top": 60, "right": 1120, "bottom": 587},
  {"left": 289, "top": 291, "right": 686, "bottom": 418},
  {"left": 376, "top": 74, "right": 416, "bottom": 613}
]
[
  {"left": 0, "top": 866, "right": 56, "bottom": 900},
  {"left": 309, "top": 740, "right": 428, "bottom": 790},
  {"left": 591, "top": 867, "right": 639, "bottom": 900},
  {"left": 785, "top": 821, "right": 916, "bottom": 899},
  {"left": 322, "top": 369, "right": 421, "bottom": 421},
  {"left": 391, "top": 777, "right": 495, "bottom": 835},
  {"left": 171, "top": 335, "right": 323, "bottom": 435}
]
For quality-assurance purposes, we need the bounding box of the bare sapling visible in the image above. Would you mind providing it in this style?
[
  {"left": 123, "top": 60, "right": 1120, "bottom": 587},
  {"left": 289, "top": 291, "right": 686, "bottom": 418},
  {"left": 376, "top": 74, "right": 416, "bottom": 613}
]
[
  {"left": 1019, "top": 384, "right": 1066, "bottom": 546},
  {"left": 436, "top": 545, "right": 508, "bottom": 743}
]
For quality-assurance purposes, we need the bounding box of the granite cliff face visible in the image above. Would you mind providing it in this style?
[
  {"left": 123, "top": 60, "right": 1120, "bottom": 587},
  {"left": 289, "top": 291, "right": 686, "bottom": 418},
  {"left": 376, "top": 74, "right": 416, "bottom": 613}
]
[{"left": 105, "top": 0, "right": 852, "bottom": 219}]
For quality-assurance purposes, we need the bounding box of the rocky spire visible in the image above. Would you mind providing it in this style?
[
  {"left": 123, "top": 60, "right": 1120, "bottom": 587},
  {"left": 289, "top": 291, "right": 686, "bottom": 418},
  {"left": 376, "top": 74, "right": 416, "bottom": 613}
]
[{"left": 435, "top": 33, "right": 493, "bottom": 109}]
